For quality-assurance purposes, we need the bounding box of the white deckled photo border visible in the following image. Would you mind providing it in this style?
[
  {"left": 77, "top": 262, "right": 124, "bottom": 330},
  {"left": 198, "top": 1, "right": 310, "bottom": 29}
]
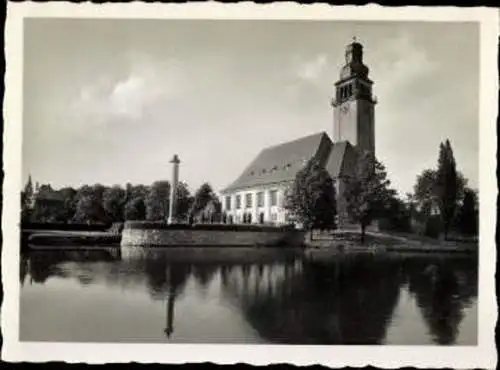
[{"left": 2, "top": 2, "right": 499, "bottom": 367}]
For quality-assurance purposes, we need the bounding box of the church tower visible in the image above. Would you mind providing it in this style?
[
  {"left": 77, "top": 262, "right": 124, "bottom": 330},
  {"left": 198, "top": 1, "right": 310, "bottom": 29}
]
[{"left": 332, "top": 39, "right": 377, "bottom": 156}]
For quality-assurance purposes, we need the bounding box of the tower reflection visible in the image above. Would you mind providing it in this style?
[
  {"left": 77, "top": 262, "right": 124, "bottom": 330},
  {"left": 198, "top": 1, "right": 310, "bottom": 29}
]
[
  {"left": 218, "top": 253, "right": 477, "bottom": 345},
  {"left": 220, "top": 254, "right": 402, "bottom": 344},
  {"left": 21, "top": 247, "right": 478, "bottom": 345}
]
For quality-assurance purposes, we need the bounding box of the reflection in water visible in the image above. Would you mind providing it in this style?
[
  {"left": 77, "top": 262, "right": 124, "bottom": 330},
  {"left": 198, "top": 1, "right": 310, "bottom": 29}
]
[
  {"left": 193, "top": 264, "right": 219, "bottom": 294},
  {"left": 20, "top": 247, "right": 478, "bottom": 345},
  {"left": 404, "top": 257, "right": 478, "bottom": 345},
  {"left": 221, "top": 255, "right": 403, "bottom": 344}
]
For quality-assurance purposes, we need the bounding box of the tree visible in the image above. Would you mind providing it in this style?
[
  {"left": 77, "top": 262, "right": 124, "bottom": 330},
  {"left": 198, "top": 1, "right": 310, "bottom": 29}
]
[
  {"left": 379, "top": 195, "right": 412, "bottom": 233},
  {"left": 31, "top": 184, "right": 59, "bottom": 222},
  {"left": 125, "top": 183, "right": 149, "bottom": 203},
  {"left": 40, "top": 187, "right": 77, "bottom": 223},
  {"left": 413, "top": 166, "right": 467, "bottom": 237},
  {"left": 190, "top": 183, "right": 217, "bottom": 218},
  {"left": 103, "top": 185, "right": 127, "bottom": 222},
  {"left": 21, "top": 176, "right": 34, "bottom": 223},
  {"left": 24, "top": 175, "right": 34, "bottom": 200},
  {"left": 175, "top": 181, "right": 193, "bottom": 221},
  {"left": 36, "top": 184, "right": 53, "bottom": 198},
  {"left": 72, "top": 185, "right": 107, "bottom": 224},
  {"left": 284, "top": 158, "right": 336, "bottom": 232},
  {"left": 72, "top": 196, "right": 107, "bottom": 224},
  {"left": 413, "top": 169, "right": 439, "bottom": 218},
  {"left": 90, "top": 184, "right": 107, "bottom": 205},
  {"left": 342, "top": 152, "right": 394, "bottom": 244},
  {"left": 146, "top": 181, "right": 170, "bottom": 221},
  {"left": 435, "top": 140, "right": 459, "bottom": 239},
  {"left": 456, "top": 188, "right": 479, "bottom": 236},
  {"left": 21, "top": 191, "right": 31, "bottom": 223},
  {"left": 124, "top": 197, "right": 146, "bottom": 221},
  {"left": 405, "top": 192, "right": 416, "bottom": 220},
  {"left": 124, "top": 183, "right": 149, "bottom": 221},
  {"left": 56, "top": 187, "right": 77, "bottom": 223}
]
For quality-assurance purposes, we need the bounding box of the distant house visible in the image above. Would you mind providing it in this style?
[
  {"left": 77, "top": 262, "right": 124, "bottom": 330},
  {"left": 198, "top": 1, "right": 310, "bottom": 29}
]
[
  {"left": 219, "top": 40, "right": 377, "bottom": 228},
  {"left": 193, "top": 199, "right": 222, "bottom": 224},
  {"left": 33, "top": 191, "right": 66, "bottom": 223}
]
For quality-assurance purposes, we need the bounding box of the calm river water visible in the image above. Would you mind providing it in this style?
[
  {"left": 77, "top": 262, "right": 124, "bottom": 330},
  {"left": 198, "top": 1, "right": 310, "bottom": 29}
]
[{"left": 19, "top": 247, "right": 478, "bottom": 345}]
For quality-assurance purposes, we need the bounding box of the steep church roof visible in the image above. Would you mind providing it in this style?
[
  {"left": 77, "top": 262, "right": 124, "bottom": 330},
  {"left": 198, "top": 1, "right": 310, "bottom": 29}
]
[
  {"left": 325, "top": 140, "right": 358, "bottom": 178},
  {"left": 221, "top": 132, "right": 329, "bottom": 193},
  {"left": 221, "top": 132, "right": 357, "bottom": 193}
]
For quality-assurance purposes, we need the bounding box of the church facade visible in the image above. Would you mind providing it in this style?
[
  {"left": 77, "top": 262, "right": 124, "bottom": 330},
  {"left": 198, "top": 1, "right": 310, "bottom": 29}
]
[{"left": 219, "top": 40, "right": 377, "bottom": 227}]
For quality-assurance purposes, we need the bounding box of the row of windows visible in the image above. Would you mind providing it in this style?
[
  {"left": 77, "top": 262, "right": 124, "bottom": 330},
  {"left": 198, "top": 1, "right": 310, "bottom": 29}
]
[
  {"left": 225, "top": 190, "right": 279, "bottom": 210},
  {"left": 249, "top": 163, "right": 293, "bottom": 177},
  {"left": 338, "top": 82, "right": 371, "bottom": 101},
  {"left": 339, "top": 84, "right": 353, "bottom": 100},
  {"left": 230, "top": 212, "right": 278, "bottom": 224}
]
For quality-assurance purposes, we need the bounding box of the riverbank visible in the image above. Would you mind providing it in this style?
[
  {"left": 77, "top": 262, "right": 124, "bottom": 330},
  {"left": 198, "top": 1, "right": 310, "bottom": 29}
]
[
  {"left": 26, "top": 230, "right": 122, "bottom": 247},
  {"left": 23, "top": 223, "right": 477, "bottom": 254},
  {"left": 305, "top": 229, "right": 478, "bottom": 255},
  {"left": 23, "top": 221, "right": 306, "bottom": 249}
]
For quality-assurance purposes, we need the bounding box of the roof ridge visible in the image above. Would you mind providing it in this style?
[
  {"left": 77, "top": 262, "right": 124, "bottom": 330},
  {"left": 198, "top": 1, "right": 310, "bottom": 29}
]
[
  {"left": 261, "top": 131, "right": 328, "bottom": 151},
  {"left": 220, "top": 131, "right": 334, "bottom": 194}
]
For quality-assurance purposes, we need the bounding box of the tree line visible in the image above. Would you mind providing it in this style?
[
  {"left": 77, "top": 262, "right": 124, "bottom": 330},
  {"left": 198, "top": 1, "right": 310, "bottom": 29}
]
[
  {"left": 22, "top": 138, "right": 478, "bottom": 242},
  {"left": 21, "top": 179, "right": 221, "bottom": 225},
  {"left": 285, "top": 138, "right": 478, "bottom": 242}
]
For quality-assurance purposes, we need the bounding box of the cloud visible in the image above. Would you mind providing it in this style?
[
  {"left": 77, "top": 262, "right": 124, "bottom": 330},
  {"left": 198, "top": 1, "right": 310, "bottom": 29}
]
[
  {"left": 295, "top": 53, "right": 328, "bottom": 83},
  {"left": 284, "top": 53, "right": 330, "bottom": 101},
  {"left": 67, "top": 55, "right": 188, "bottom": 134},
  {"left": 108, "top": 75, "right": 148, "bottom": 120}
]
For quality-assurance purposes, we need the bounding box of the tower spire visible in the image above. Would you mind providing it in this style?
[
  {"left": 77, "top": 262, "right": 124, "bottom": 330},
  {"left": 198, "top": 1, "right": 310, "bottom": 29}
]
[{"left": 332, "top": 39, "right": 376, "bottom": 156}]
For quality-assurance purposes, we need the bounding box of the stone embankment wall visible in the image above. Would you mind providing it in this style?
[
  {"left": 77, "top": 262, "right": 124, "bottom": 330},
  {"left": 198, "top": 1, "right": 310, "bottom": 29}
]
[
  {"left": 120, "top": 245, "right": 304, "bottom": 264},
  {"left": 121, "top": 222, "right": 305, "bottom": 247}
]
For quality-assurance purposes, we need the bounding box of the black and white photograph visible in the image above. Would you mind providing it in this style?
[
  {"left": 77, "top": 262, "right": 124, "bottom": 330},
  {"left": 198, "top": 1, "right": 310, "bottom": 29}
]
[{"left": 2, "top": 3, "right": 498, "bottom": 368}]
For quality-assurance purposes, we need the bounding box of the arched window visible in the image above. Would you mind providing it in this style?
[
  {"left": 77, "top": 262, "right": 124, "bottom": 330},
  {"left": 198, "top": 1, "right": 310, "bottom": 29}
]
[
  {"left": 248, "top": 214, "right": 252, "bottom": 224},
  {"left": 259, "top": 213, "right": 264, "bottom": 224}
]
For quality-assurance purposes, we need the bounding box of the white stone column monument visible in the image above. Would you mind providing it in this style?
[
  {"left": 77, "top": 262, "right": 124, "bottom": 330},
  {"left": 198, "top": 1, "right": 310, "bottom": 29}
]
[{"left": 168, "top": 154, "right": 180, "bottom": 224}]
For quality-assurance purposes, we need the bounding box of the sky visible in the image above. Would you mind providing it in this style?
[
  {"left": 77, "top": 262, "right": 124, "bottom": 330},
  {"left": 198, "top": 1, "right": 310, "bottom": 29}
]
[{"left": 22, "top": 19, "right": 479, "bottom": 196}]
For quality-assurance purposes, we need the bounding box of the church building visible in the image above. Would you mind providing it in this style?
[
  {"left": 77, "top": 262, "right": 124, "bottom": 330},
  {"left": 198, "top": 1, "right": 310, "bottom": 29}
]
[{"left": 219, "top": 40, "right": 377, "bottom": 227}]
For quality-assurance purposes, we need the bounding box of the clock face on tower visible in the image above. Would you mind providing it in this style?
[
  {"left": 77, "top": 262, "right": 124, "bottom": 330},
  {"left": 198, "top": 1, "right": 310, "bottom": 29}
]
[{"left": 340, "top": 104, "right": 350, "bottom": 114}]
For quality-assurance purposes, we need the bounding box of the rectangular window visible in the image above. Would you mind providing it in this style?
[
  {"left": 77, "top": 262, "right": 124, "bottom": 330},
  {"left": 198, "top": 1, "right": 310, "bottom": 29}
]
[
  {"left": 270, "top": 190, "right": 278, "bottom": 206},
  {"left": 236, "top": 195, "right": 241, "bottom": 209},
  {"left": 245, "top": 193, "right": 253, "bottom": 208},
  {"left": 271, "top": 213, "right": 277, "bottom": 221},
  {"left": 257, "top": 192, "right": 264, "bottom": 207},
  {"left": 225, "top": 196, "right": 231, "bottom": 211}
]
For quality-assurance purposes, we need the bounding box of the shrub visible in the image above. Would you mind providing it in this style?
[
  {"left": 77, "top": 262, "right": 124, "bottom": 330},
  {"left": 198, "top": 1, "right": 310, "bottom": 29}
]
[
  {"left": 123, "top": 221, "right": 297, "bottom": 232},
  {"left": 424, "top": 215, "right": 442, "bottom": 238}
]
